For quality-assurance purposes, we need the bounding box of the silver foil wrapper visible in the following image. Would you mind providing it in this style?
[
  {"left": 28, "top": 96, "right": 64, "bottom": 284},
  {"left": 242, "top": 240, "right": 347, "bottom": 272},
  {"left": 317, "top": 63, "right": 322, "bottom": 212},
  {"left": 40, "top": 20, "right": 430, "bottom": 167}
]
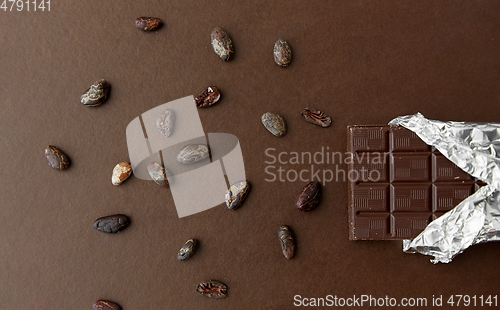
[{"left": 389, "top": 113, "right": 500, "bottom": 263}]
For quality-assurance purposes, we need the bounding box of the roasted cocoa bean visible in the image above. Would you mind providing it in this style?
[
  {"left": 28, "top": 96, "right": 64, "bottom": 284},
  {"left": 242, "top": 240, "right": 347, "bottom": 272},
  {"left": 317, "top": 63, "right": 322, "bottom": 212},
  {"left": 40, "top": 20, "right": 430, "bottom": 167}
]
[
  {"left": 135, "top": 17, "right": 163, "bottom": 31},
  {"left": 147, "top": 162, "right": 169, "bottom": 186},
  {"left": 211, "top": 27, "right": 233, "bottom": 61},
  {"left": 176, "top": 144, "right": 210, "bottom": 164},
  {"left": 177, "top": 238, "right": 198, "bottom": 261},
  {"left": 93, "top": 214, "right": 130, "bottom": 233},
  {"left": 81, "top": 79, "right": 110, "bottom": 107},
  {"left": 273, "top": 39, "right": 292, "bottom": 66},
  {"left": 225, "top": 180, "right": 251, "bottom": 210},
  {"left": 261, "top": 112, "right": 286, "bottom": 137},
  {"left": 44, "top": 145, "right": 70, "bottom": 170},
  {"left": 196, "top": 280, "right": 227, "bottom": 298},
  {"left": 92, "top": 300, "right": 121, "bottom": 310},
  {"left": 112, "top": 162, "right": 132, "bottom": 185},
  {"left": 195, "top": 86, "right": 221, "bottom": 108},
  {"left": 301, "top": 107, "right": 332, "bottom": 127},
  {"left": 278, "top": 225, "right": 295, "bottom": 259},
  {"left": 296, "top": 181, "right": 322, "bottom": 211},
  {"left": 157, "top": 109, "right": 175, "bottom": 137}
]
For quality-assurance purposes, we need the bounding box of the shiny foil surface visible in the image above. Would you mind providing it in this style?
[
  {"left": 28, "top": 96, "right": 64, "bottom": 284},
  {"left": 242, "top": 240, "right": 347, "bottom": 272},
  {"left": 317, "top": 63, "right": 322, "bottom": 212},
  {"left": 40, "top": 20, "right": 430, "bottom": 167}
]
[{"left": 389, "top": 113, "right": 500, "bottom": 263}]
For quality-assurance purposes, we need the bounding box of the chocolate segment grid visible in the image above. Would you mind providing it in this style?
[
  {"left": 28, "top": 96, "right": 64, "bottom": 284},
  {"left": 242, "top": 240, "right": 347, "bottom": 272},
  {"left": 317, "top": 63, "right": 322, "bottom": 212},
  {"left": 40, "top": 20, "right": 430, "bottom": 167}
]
[{"left": 348, "top": 126, "right": 481, "bottom": 240}]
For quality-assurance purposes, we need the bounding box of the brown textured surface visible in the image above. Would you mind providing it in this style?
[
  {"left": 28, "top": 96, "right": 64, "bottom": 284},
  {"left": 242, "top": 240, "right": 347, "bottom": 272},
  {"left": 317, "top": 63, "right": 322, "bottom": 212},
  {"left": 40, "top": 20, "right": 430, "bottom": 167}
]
[
  {"left": 1, "top": 1, "right": 499, "bottom": 309},
  {"left": 348, "top": 126, "right": 482, "bottom": 240}
]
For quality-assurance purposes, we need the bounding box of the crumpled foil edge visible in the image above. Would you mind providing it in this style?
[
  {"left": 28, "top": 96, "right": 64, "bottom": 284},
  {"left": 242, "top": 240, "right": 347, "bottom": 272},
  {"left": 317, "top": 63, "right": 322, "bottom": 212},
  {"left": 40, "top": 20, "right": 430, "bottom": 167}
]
[{"left": 389, "top": 112, "right": 500, "bottom": 263}]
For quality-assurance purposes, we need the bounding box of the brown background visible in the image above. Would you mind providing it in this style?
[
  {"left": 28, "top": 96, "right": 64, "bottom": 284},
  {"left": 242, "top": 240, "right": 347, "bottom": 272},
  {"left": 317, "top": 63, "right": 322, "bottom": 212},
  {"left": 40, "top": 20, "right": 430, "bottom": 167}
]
[{"left": 1, "top": 1, "right": 499, "bottom": 309}]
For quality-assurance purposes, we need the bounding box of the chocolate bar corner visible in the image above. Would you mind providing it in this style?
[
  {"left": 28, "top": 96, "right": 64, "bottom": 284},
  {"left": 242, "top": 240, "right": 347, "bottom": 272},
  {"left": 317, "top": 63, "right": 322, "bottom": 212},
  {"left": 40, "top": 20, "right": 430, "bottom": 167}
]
[{"left": 348, "top": 125, "right": 482, "bottom": 240}]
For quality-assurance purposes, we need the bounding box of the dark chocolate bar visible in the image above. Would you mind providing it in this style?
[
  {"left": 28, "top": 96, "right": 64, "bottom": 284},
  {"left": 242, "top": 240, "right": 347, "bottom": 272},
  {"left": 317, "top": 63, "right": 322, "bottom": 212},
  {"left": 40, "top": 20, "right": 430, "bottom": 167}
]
[{"left": 348, "top": 125, "right": 482, "bottom": 240}]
